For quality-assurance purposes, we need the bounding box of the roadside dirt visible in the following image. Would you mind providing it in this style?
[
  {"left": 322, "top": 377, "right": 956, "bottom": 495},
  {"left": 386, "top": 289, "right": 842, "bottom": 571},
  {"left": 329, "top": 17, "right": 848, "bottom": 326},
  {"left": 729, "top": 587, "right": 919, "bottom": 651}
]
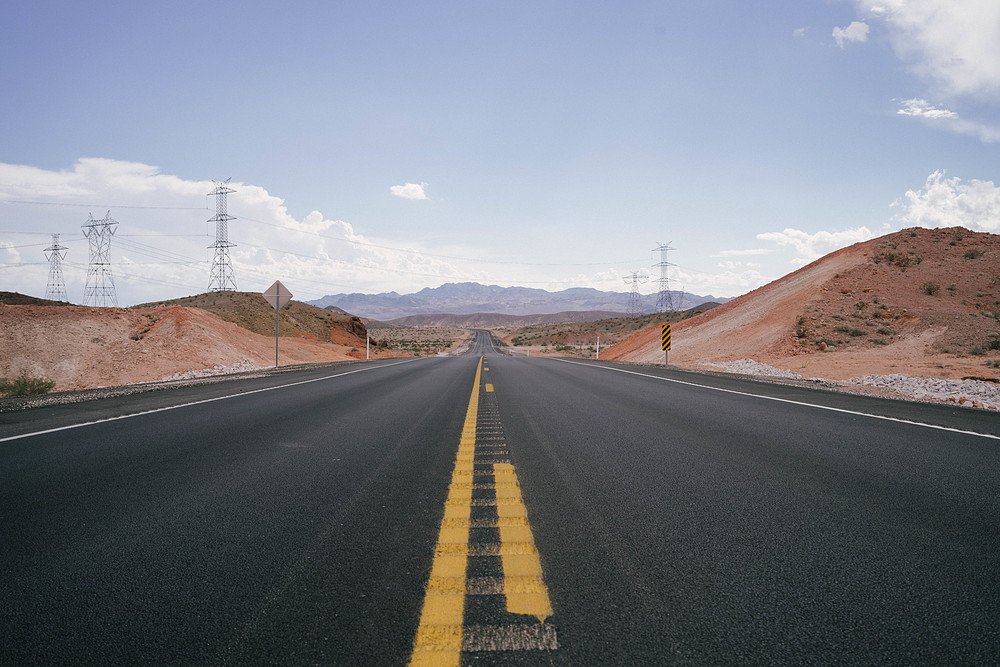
[{"left": 0, "top": 300, "right": 397, "bottom": 392}]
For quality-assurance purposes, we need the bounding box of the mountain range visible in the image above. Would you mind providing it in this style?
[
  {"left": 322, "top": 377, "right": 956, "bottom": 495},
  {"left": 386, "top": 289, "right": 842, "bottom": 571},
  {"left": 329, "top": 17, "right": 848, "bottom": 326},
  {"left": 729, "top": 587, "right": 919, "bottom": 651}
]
[{"left": 307, "top": 282, "right": 728, "bottom": 321}]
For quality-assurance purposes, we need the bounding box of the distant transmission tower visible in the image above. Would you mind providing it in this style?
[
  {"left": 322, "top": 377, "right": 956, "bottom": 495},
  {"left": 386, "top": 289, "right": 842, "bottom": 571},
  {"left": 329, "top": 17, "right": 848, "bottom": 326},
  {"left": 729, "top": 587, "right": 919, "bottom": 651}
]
[
  {"left": 207, "top": 179, "right": 237, "bottom": 291},
  {"left": 624, "top": 271, "right": 647, "bottom": 318},
  {"left": 82, "top": 212, "right": 118, "bottom": 307},
  {"left": 652, "top": 241, "right": 676, "bottom": 313},
  {"left": 43, "top": 233, "right": 68, "bottom": 302}
]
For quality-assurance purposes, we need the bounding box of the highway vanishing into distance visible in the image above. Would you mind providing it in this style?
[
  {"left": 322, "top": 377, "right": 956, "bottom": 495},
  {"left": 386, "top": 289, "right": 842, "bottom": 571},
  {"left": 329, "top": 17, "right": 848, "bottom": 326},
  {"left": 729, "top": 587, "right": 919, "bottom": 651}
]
[{"left": 3, "top": 330, "right": 1000, "bottom": 664}]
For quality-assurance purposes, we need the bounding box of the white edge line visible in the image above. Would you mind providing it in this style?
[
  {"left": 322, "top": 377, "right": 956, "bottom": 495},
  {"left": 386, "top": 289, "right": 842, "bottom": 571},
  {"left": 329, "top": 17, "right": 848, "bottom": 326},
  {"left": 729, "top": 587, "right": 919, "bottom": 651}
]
[
  {"left": 551, "top": 358, "right": 1000, "bottom": 441},
  {"left": 0, "top": 358, "right": 423, "bottom": 444}
]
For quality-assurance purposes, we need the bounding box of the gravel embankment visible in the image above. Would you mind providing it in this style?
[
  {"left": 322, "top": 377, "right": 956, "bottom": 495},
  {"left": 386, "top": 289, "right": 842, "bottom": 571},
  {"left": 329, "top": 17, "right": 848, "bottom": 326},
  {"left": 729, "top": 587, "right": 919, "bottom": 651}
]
[{"left": 703, "top": 359, "right": 1000, "bottom": 411}]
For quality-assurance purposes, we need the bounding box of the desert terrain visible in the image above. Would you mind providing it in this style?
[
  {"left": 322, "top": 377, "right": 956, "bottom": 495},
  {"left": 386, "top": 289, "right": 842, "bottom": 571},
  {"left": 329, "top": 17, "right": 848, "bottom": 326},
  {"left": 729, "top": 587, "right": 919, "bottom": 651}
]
[
  {"left": 0, "top": 292, "right": 403, "bottom": 392},
  {"left": 3, "top": 227, "right": 999, "bottom": 410},
  {"left": 603, "top": 227, "right": 1000, "bottom": 408}
]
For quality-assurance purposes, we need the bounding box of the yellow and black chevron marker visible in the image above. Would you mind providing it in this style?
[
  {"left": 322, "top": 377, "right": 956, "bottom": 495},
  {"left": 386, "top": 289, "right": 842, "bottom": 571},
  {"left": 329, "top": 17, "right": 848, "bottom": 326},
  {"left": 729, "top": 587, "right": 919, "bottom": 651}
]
[{"left": 661, "top": 324, "right": 671, "bottom": 351}]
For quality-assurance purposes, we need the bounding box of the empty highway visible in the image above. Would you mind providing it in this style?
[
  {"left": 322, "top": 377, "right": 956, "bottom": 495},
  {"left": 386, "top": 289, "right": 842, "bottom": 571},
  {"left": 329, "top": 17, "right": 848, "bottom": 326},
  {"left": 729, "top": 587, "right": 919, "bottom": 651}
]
[{"left": 2, "top": 330, "right": 999, "bottom": 664}]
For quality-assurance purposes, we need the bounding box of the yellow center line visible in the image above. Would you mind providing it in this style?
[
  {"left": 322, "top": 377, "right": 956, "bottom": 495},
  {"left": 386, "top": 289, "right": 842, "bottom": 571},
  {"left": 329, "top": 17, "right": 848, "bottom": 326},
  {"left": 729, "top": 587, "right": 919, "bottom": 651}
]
[
  {"left": 494, "top": 463, "right": 553, "bottom": 622},
  {"left": 410, "top": 356, "right": 556, "bottom": 662},
  {"left": 409, "top": 357, "right": 482, "bottom": 667}
]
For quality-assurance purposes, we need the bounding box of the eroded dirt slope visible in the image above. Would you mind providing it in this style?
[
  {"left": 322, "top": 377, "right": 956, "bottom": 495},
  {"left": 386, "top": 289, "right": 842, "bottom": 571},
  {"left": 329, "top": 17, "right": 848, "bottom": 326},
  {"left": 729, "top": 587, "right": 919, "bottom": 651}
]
[
  {"left": 604, "top": 227, "right": 1000, "bottom": 380},
  {"left": 1, "top": 302, "right": 383, "bottom": 392}
]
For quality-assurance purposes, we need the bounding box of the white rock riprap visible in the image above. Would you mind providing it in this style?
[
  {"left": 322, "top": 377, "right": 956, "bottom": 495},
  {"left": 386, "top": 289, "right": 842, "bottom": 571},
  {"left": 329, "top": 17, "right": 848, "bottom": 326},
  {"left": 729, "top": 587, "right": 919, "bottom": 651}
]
[
  {"left": 161, "top": 360, "right": 267, "bottom": 382},
  {"left": 849, "top": 373, "right": 1000, "bottom": 411},
  {"left": 702, "top": 359, "right": 804, "bottom": 380}
]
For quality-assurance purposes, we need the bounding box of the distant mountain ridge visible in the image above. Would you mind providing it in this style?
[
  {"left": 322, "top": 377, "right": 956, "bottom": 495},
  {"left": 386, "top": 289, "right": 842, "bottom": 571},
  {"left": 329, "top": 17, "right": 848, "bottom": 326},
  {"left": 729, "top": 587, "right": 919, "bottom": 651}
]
[{"left": 307, "top": 282, "right": 728, "bottom": 321}]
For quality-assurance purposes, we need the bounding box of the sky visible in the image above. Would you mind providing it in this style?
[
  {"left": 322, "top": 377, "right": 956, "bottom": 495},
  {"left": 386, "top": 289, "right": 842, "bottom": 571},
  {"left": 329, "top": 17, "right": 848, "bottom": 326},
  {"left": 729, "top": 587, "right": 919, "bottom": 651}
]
[{"left": 1, "top": 0, "right": 998, "bottom": 307}]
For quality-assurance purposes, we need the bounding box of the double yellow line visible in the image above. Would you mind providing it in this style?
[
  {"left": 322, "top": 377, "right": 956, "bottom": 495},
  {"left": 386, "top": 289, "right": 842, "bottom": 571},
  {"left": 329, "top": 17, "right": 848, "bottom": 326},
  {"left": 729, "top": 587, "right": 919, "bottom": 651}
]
[{"left": 409, "top": 357, "right": 553, "bottom": 665}]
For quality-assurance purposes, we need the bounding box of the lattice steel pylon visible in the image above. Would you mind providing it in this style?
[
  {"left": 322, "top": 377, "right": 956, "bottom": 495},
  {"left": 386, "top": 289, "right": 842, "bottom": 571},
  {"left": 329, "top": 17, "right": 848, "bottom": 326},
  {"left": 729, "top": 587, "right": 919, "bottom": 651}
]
[
  {"left": 624, "top": 271, "right": 647, "bottom": 318},
  {"left": 82, "top": 212, "right": 118, "bottom": 307},
  {"left": 43, "top": 233, "right": 69, "bottom": 302},
  {"left": 652, "top": 241, "right": 676, "bottom": 313},
  {"left": 207, "top": 179, "right": 237, "bottom": 291}
]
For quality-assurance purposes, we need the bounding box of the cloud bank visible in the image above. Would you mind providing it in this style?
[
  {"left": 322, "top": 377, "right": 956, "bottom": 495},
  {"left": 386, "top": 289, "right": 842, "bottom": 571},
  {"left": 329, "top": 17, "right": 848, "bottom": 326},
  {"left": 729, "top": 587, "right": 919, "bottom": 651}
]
[
  {"left": 0, "top": 160, "right": 471, "bottom": 305},
  {"left": 857, "top": 0, "right": 1000, "bottom": 100},
  {"left": 896, "top": 171, "right": 1000, "bottom": 232},
  {"left": 757, "top": 227, "right": 878, "bottom": 263}
]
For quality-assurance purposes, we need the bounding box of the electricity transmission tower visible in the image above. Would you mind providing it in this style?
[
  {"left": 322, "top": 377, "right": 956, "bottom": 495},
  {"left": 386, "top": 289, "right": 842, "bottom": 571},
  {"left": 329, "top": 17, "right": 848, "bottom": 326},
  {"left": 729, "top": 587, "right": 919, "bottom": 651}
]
[
  {"left": 624, "top": 271, "right": 647, "bottom": 318},
  {"left": 82, "top": 212, "right": 118, "bottom": 307},
  {"left": 207, "top": 179, "right": 237, "bottom": 291},
  {"left": 43, "top": 234, "right": 68, "bottom": 302},
  {"left": 652, "top": 241, "right": 676, "bottom": 313}
]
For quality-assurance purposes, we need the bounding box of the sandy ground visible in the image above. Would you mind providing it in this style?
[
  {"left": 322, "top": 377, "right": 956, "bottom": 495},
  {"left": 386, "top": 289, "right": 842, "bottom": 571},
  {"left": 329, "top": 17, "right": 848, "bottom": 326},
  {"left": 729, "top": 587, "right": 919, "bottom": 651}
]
[{"left": 0, "top": 305, "right": 367, "bottom": 392}]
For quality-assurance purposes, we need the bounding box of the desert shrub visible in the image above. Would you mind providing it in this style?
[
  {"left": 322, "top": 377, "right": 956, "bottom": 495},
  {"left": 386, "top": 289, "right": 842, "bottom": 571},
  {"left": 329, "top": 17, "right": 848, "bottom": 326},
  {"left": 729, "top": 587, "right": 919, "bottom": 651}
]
[
  {"left": 910, "top": 231, "right": 917, "bottom": 237},
  {"left": 922, "top": 282, "right": 940, "bottom": 296},
  {"left": 964, "top": 249, "right": 985, "bottom": 259},
  {"left": 970, "top": 346, "right": 986, "bottom": 356},
  {"left": 795, "top": 315, "right": 809, "bottom": 338},
  {"left": 988, "top": 338, "right": 1000, "bottom": 351},
  {"left": 876, "top": 327, "right": 898, "bottom": 336},
  {"left": 834, "top": 325, "right": 866, "bottom": 337},
  {"left": 987, "top": 360, "right": 1000, "bottom": 369},
  {"left": 869, "top": 339, "right": 888, "bottom": 345},
  {"left": 0, "top": 371, "right": 55, "bottom": 396}
]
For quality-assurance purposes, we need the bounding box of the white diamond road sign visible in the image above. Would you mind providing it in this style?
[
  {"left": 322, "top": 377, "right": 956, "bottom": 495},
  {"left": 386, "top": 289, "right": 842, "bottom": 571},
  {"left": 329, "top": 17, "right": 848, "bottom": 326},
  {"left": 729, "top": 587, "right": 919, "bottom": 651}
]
[{"left": 263, "top": 280, "right": 293, "bottom": 310}]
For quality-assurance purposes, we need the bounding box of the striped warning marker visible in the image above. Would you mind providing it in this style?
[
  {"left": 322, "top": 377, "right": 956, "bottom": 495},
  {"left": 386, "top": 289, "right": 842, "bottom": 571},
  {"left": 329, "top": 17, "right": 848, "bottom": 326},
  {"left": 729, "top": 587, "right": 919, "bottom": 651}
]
[{"left": 661, "top": 324, "right": 671, "bottom": 351}]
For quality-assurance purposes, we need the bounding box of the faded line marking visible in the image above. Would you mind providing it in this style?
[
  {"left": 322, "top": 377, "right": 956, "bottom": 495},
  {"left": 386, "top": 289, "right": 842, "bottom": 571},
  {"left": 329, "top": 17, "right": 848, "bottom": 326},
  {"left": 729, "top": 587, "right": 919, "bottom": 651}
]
[
  {"left": 463, "top": 624, "right": 559, "bottom": 651},
  {"left": 409, "top": 357, "right": 482, "bottom": 667},
  {"left": 485, "top": 383, "right": 494, "bottom": 392}
]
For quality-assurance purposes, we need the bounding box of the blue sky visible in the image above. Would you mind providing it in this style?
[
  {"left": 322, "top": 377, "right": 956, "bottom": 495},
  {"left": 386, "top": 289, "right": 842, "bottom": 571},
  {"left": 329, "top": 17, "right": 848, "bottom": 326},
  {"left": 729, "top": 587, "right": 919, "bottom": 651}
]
[{"left": 1, "top": 0, "right": 998, "bottom": 306}]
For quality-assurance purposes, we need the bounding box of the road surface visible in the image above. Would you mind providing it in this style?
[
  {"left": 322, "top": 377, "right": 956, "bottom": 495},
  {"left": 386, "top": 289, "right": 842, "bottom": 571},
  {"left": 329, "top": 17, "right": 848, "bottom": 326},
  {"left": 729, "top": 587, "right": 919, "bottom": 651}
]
[{"left": 2, "top": 330, "right": 999, "bottom": 664}]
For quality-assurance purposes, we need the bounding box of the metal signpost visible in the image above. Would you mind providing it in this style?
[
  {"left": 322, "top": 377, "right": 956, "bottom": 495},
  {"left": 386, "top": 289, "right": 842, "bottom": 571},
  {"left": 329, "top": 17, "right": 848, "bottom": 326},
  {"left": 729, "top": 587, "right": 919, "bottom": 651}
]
[
  {"left": 263, "top": 280, "right": 293, "bottom": 367},
  {"left": 662, "top": 323, "right": 671, "bottom": 366}
]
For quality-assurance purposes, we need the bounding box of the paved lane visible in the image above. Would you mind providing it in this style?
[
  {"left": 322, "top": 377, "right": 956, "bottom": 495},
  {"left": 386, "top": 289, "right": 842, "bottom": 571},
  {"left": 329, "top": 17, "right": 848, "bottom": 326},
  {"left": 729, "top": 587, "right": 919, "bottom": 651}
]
[
  {"left": 3, "top": 328, "right": 999, "bottom": 664},
  {"left": 486, "top": 352, "right": 1000, "bottom": 664},
  {"left": 1, "top": 350, "right": 488, "bottom": 664}
]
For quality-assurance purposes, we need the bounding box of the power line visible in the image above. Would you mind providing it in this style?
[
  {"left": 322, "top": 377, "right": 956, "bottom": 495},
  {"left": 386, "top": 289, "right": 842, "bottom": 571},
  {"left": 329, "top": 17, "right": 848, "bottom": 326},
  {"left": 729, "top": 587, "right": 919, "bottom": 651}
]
[
  {"left": 1, "top": 199, "right": 208, "bottom": 211},
  {"left": 233, "top": 211, "right": 645, "bottom": 268}
]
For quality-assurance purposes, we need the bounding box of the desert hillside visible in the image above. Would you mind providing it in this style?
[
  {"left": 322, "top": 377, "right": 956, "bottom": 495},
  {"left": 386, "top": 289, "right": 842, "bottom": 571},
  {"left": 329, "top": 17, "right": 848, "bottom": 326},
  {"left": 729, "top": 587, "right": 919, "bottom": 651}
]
[
  {"left": 604, "top": 227, "right": 1000, "bottom": 381},
  {"left": 0, "top": 292, "right": 395, "bottom": 392},
  {"left": 137, "top": 291, "right": 367, "bottom": 345}
]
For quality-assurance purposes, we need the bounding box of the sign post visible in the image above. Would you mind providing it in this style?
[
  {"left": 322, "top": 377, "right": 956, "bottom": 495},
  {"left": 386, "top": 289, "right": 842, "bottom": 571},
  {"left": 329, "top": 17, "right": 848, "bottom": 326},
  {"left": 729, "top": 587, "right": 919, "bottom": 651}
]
[
  {"left": 661, "top": 323, "right": 671, "bottom": 366},
  {"left": 263, "top": 280, "right": 293, "bottom": 368}
]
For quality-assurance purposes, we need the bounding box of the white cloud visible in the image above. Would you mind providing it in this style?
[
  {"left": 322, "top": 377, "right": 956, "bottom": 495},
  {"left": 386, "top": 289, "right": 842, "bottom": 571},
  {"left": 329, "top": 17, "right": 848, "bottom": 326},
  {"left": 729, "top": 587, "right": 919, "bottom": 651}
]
[
  {"left": 896, "top": 170, "right": 1000, "bottom": 232},
  {"left": 793, "top": 27, "right": 808, "bottom": 38},
  {"left": 0, "top": 160, "right": 483, "bottom": 305},
  {"left": 833, "top": 21, "right": 869, "bottom": 48},
  {"left": 895, "top": 98, "right": 1000, "bottom": 142},
  {"left": 757, "top": 226, "right": 877, "bottom": 262},
  {"left": 896, "top": 98, "right": 957, "bottom": 119},
  {"left": 855, "top": 0, "right": 1000, "bottom": 100},
  {"left": 390, "top": 182, "right": 429, "bottom": 200}
]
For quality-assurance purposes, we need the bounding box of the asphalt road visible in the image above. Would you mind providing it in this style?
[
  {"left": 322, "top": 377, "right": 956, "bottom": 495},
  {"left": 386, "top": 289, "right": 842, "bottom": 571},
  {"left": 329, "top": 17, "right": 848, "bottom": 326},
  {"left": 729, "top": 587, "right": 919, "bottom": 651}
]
[{"left": 2, "top": 330, "right": 999, "bottom": 664}]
